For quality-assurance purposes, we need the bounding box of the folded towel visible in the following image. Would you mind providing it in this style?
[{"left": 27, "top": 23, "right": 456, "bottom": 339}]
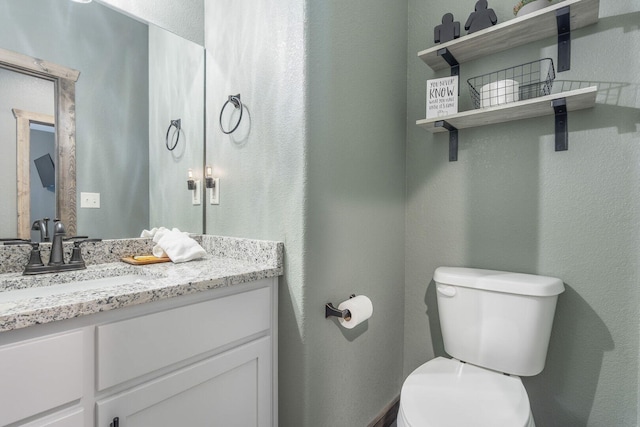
[{"left": 152, "top": 228, "right": 206, "bottom": 263}]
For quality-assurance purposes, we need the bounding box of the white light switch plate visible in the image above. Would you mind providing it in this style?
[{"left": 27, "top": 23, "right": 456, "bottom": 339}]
[
  {"left": 80, "top": 192, "right": 100, "bottom": 209},
  {"left": 209, "top": 178, "right": 220, "bottom": 205},
  {"left": 192, "top": 180, "right": 201, "bottom": 205}
]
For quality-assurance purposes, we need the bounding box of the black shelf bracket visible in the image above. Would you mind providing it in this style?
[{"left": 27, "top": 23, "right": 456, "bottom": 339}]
[
  {"left": 435, "top": 120, "right": 459, "bottom": 161},
  {"left": 553, "top": 98, "right": 568, "bottom": 151},
  {"left": 556, "top": 6, "right": 571, "bottom": 72},
  {"left": 437, "top": 47, "right": 460, "bottom": 92}
]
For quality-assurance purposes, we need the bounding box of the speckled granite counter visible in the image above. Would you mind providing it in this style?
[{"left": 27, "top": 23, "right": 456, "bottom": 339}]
[{"left": 0, "top": 235, "right": 283, "bottom": 332}]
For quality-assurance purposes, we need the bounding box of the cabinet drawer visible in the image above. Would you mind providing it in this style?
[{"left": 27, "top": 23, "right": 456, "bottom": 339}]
[
  {"left": 0, "top": 331, "right": 84, "bottom": 426},
  {"left": 96, "top": 286, "right": 271, "bottom": 390}
]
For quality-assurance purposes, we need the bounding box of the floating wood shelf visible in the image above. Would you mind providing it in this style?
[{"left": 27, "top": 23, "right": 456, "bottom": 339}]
[
  {"left": 418, "top": 0, "right": 599, "bottom": 72},
  {"left": 416, "top": 86, "right": 597, "bottom": 132}
]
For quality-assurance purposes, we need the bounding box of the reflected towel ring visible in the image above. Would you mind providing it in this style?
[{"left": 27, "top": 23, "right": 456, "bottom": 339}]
[
  {"left": 166, "top": 119, "right": 181, "bottom": 151},
  {"left": 219, "top": 94, "right": 243, "bottom": 134}
]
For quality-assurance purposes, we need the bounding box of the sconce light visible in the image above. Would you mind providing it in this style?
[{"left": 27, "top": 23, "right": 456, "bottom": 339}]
[
  {"left": 71, "top": 0, "right": 92, "bottom": 3},
  {"left": 187, "top": 169, "right": 196, "bottom": 190},
  {"left": 205, "top": 165, "right": 215, "bottom": 189}
]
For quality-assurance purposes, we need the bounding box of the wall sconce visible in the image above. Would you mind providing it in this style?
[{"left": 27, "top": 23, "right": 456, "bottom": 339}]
[
  {"left": 187, "top": 169, "right": 196, "bottom": 190},
  {"left": 205, "top": 165, "right": 220, "bottom": 205},
  {"left": 205, "top": 165, "right": 215, "bottom": 189}
]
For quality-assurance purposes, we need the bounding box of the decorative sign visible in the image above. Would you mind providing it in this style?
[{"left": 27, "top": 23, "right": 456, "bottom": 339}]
[{"left": 426, "top": 76, "right": 458, "bottom": 119}]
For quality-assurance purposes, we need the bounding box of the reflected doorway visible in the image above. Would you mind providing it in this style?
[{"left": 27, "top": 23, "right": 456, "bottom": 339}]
[{"left": 29, "top": 122, "right": 56, "bottom": 242}]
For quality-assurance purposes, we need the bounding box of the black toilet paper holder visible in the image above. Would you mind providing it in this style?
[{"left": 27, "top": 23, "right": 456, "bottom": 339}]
[{"left": 325, "top": 294, "right": 355, "bottom": 321}]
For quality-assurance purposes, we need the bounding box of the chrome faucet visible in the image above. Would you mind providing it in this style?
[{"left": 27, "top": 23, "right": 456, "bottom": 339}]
[{"left": 31, "top": 217, "right": 51, "bottom": 242}]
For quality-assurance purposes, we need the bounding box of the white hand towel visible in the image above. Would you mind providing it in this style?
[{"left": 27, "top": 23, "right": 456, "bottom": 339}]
[
  {"left": 140, "top": 227, "right": 166, "bottom": 238},
  {"left": 153, "top": 229, "right": 206, "bottom": 263}
]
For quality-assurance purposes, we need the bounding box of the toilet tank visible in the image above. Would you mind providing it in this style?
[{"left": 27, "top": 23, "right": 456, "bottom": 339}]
[{"left": 433, "top": 267, "right": 564, "bottom": 376}]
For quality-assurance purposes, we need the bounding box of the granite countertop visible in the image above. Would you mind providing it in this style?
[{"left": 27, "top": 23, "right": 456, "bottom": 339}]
[{"left": 0, "top": 235, "right": 283, "bottom": 332}]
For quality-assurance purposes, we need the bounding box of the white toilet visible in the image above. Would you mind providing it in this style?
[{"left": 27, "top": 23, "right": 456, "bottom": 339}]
[{"left": 398, "top": 266, "right": 564, "bottom": 427}]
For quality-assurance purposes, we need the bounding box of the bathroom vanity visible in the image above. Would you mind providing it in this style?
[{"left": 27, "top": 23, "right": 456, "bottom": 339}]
[{"left": 0, "top": 235, "right": 282, "bottom": 427}]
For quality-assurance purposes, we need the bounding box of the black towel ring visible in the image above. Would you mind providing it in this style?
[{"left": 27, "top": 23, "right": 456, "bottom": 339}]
[
  {"left": 165, "top": 119, "right": 181, "bottom": 151},
  {"left": 219, "top": 94, "right": 243, "bottom": 134}
]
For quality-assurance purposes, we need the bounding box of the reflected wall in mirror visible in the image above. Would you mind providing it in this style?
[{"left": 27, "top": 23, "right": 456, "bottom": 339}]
[{"left": 0, "top": 0, "right": 205, "bottom": 240}]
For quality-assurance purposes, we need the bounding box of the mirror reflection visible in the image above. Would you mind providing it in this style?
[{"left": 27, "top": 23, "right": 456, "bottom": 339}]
[{"left": 0, "top": 0, "right": 205, "bottom": 240}]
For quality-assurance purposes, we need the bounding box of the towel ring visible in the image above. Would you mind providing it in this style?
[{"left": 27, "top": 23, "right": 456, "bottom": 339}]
[
  {"left": 165, "top": 119, "right": 181, "bottom": 151},
  {"left": 219, "top": 94, "right": 243, "bottom": 134}
]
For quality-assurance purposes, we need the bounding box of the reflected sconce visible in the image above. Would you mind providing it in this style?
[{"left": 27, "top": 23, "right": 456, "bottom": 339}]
[
  {"left": 187, "top": 169, "right": 196, "bottom": 190},
  {"left": 205, "top": 165, "right": 215, "bottom": 189}
]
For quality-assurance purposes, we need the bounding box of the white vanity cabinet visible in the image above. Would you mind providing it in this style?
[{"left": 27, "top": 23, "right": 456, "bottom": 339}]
[
  {"left": 0, "top": 277, "right": 277, "bottom": 427},
  {"left": 95, "top": 284, "right": 275, "bottom": 427}
]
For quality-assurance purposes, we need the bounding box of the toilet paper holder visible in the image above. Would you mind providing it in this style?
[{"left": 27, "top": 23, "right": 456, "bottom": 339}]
[{"left": 325, "top": 294, "right": 355, "bottom": 321}]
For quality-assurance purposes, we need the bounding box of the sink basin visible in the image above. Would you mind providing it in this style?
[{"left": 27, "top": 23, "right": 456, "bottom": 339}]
[{"left": 0, "top": 274, "right": 153, "bottom": 304}]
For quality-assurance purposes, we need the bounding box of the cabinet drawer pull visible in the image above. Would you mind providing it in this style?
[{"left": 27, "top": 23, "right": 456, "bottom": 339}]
[{"left": 110, "top": 417, "right": 119, "bottom": 427}]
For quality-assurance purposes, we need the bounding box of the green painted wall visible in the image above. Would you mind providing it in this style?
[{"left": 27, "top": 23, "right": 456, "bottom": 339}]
[
  {"left": 305, "top": 1, "right": 407, "bottom": 424},
  {"left": 405, "top": 0, "right": 640, "bottom": 425},
  {"left": 204, "top": 0, "right": 407, "bottom": 425},
  {"left": 148, "top": 25, "right": 204, "bottom": 234}
]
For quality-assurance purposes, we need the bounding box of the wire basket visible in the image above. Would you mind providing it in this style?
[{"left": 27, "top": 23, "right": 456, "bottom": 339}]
[{"left": 467, "top": 58, "right": 555, "bottom": 109}]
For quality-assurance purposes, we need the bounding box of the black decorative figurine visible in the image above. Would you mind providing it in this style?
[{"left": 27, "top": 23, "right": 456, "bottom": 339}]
[
  {"left": 434, "top": 13, "right": 460, "bottom": 44},
  {"left": 465, "top": 0, "right": 498, "bottom": 34}
]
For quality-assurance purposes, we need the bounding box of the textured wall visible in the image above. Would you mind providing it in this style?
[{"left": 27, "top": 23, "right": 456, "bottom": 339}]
[
  {"left": 148, "top": 25, "right": 204, "bottom": 233},
  {"left": 405, "top": 0, "right": 640, "bottom": 425},
  {"left": 204, "top": 0, "right": 407, "bottom": 425},
  {"left": 304, "top": 1, "right": 407, "bottom": 425},
  {"left": 0, "top": 0, "right": 150, "bottom": 239},
  {"left": 99, "top": 0, "right": 204, "bottom": 45},
  {"left": 203, "top": 0, "right": 307, "bottom": 421}
]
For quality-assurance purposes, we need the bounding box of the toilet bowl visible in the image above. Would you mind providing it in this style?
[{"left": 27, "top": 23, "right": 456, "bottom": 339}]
[
  {"left": 397, "top": 267, "right": 564, "bottom": 427},
  {"left": 397, "top": 357, "right": 535, "bottom": 427}
]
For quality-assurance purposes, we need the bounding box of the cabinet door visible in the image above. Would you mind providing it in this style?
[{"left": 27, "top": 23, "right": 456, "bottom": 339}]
[
  {"left": 96, "top": 337, "right": 272, "bottom": 427},
  {"left": 0, "top": 331, "right": 83, "bottom": 426}
]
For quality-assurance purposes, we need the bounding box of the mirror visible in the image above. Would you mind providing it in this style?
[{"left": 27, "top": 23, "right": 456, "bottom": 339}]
[{"left": 0, "top": 0, "right": 205, "bottom": 240}]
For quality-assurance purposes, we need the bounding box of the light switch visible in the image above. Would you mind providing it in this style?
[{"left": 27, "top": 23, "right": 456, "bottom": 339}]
[
  {"left": 80, "top": 192, "right": 100, "bottom": 209},
  {"left": 192, "top": 180, "right": 201, "bottom": 205}
]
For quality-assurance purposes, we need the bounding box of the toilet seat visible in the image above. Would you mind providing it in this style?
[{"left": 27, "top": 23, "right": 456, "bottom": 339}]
[{"left": 398, "top": 357, "right": 534, "bottom": 427}]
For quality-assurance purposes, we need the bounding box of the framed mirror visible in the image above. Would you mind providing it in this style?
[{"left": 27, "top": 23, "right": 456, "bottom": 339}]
[
  {"left": 0, "top": 48, "right": 79, "bottom": 239},
  {"left": 0, "top": 0, "right": 205, "bottom": 240}
]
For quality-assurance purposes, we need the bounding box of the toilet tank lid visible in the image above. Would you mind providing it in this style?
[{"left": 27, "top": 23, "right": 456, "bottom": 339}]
[{"left": 434, "top": 267, "right": 564, "bottom": 296}]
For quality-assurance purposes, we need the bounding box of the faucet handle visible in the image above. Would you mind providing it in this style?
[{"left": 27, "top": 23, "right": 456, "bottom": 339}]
[
  {"left": 1, "top": 238, "right": 31, "bottom": 244},
  {"left": 27, "top": 242, "right": 45, "bottom": 267},
  {"left": 64, "top": 236, "right": 89, "bottom": 241},
  {"left": 69, "top": 239, "right": 102, "bottom": 266}
]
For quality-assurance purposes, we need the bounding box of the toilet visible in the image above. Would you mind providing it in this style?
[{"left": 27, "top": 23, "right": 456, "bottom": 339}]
[{"left": 398, "top": 266, "right": 564, "bottom": 427}]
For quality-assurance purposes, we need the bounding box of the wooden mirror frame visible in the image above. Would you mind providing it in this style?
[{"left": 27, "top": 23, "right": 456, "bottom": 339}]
[{"left": 0, "top": 47, "right": 79, "bottom": 238}]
